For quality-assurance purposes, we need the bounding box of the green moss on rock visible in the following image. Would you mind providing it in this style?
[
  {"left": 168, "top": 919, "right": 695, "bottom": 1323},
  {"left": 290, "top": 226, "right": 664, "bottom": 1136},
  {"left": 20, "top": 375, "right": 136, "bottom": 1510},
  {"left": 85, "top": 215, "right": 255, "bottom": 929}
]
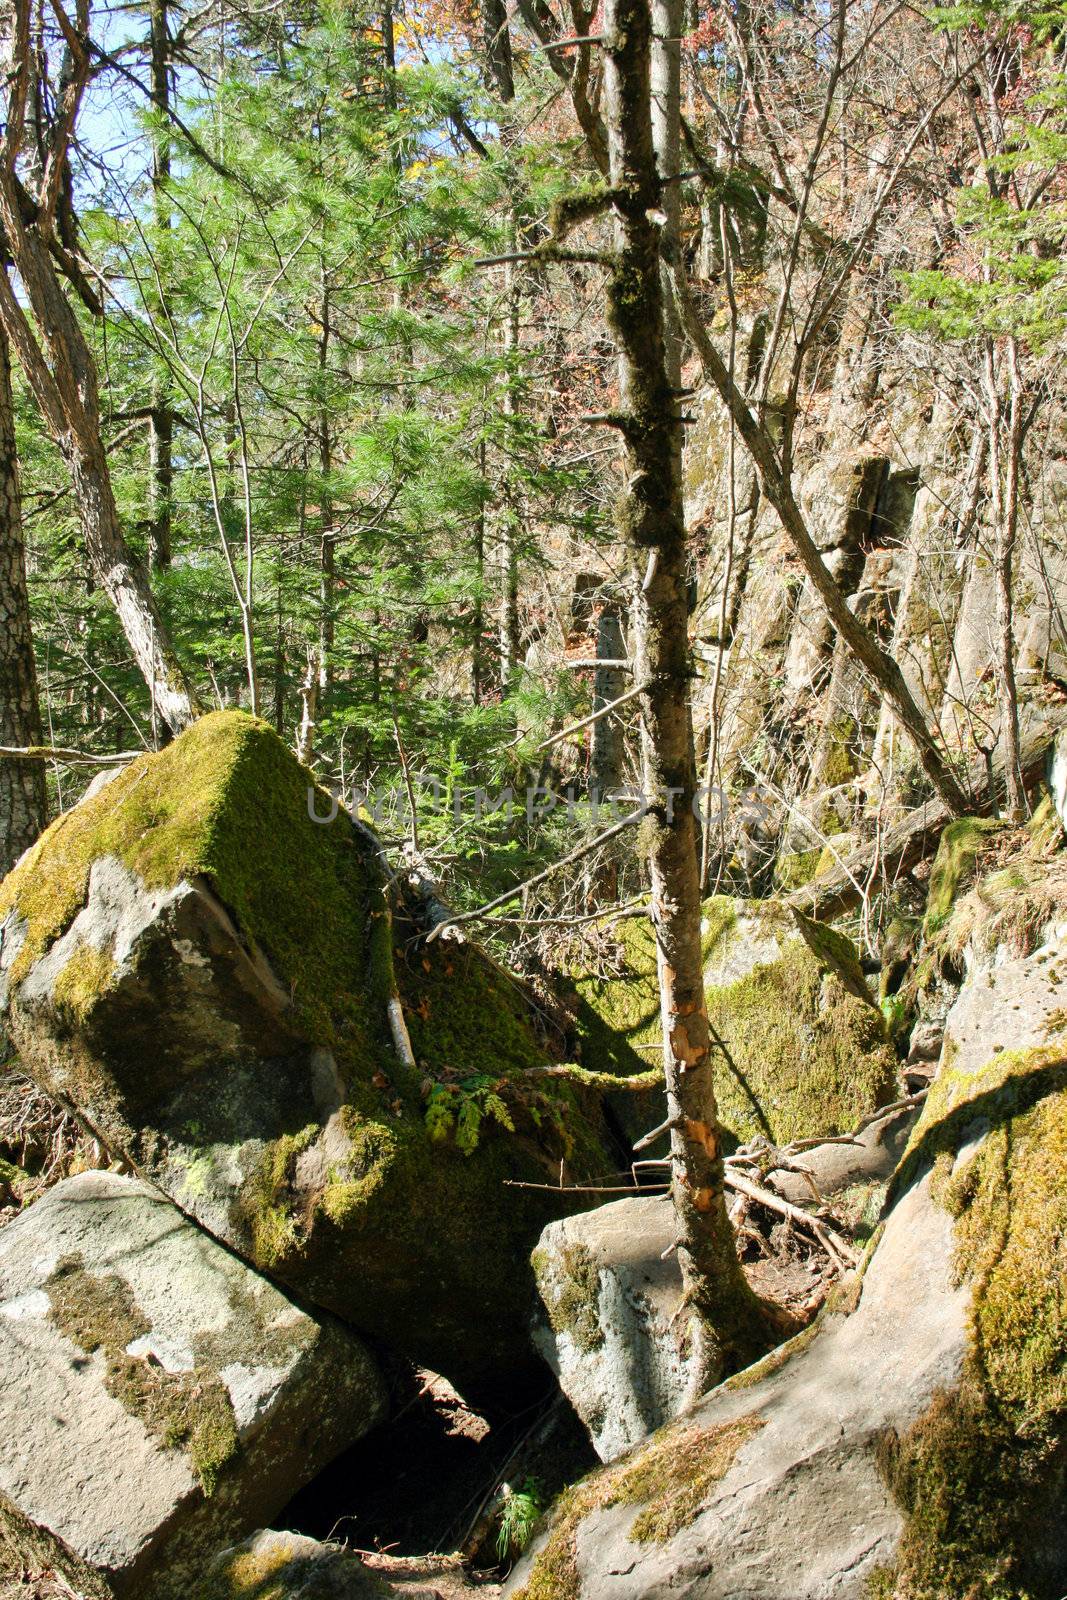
[
  {"left": 47, "top": 1254, "right": 239, "bottom": 1496},
  {"left": 2, "top": 712, "right": 620, "bottom": 1388},
  {"left": 774, "top": 848, "right": 821, "bottom": 891},
  {"left": 879, "top": 1044, "right": 1067, "bottom": 1597},
  {"left": 512, "top": 1412, "right": 763, "bottom": 1600},
  {"left": 574, "top": 897, "right": 893, "bottom": 1147},
  {"left": 704, "top": 927, "right": 891, "bottom": 1146},
  {"left": 922, "top": 817, "right": 1007, "bottom": 937},
  {"left": 52, "top": 944, "right": 117, "bottom": 1025},
  {"left": 0, "top": 710, "right": 390, "bottom": 1069},
  {"left": 533, "top": 1241, "right": 603, "bottom": 1353}
]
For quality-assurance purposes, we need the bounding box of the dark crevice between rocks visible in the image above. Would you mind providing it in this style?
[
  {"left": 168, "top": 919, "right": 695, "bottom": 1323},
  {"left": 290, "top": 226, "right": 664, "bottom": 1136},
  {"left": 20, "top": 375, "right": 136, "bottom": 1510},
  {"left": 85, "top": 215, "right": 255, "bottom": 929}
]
[{"left": 280, "top": 1359, "right": 597, "bottom": 1572}]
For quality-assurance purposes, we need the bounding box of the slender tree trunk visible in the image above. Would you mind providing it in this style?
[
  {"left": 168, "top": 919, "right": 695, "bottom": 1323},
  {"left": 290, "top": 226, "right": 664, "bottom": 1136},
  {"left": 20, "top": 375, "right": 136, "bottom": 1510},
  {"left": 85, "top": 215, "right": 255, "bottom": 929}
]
[
  {"left": 0, "top": 320, "right": 46, "bottom": 874},
  {"left": 589, "top": 604, "right": 627, "bottom": 904},
  {"left": 498, "top": 251, "right": 522, "bottom": 690},
  {"left": 987, "top": 337, "right": 1026, "bottom": 822},
  {"left": 479, "top": 0, "right": 523, "bottom": 691},
  {"left": 148, "top": 0, "right": 173, "bottom": 571},
  {"left": 0, "top": 218, "right": 199, "bottom": 737},
  {"left": 602, "top": 0, "right": 766, "bottom": 1385},
  {"left": 473, "top": 436, "right": 487, "bottom": 703}
]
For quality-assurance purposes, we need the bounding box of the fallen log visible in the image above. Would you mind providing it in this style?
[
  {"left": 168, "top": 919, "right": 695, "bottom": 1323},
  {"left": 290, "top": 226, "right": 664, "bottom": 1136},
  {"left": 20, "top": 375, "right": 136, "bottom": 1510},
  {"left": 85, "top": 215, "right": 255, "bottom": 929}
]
[{"left": 787, "top": 712, "right": 1065, "bottom": 922}]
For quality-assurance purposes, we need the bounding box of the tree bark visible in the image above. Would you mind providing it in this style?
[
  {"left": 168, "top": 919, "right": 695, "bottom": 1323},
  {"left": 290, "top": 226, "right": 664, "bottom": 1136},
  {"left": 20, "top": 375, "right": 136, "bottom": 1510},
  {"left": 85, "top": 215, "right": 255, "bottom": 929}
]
[
  {"left": 480, "top": 0, "right": 523, "bottom": 692},
  {"left": 0, "top": 318, "right": 46, "bottom": 874},
  {"left": 0, "top": 233, "right": 199, "bottom": 737},
  {"left": 591, "top": 605, "right": 627, "bottom": 797},
  {"left": 0, "top": 0, "right": 199, "bottom": 736},
  {"left": 601, "top": 0, "right": 766, "bottom": 1386},
  {"left": 987, "top": 337, "right": 1027, "bottom": 822},
  {"left": 148, "top": 0, "right": 173, "bottom": 571}
]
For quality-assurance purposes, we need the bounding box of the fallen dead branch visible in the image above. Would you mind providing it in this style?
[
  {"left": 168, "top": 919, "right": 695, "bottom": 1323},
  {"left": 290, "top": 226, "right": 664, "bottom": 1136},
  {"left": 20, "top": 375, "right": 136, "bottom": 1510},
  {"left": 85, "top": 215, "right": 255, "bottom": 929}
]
[
  {"left": 787, "top": 715, "right": 1064, "bottom": 921},
  {"left": 724, "top": 1166, "right": 860, "bottom": 1271},
  {"left": 0, "top": 744, "right": 138, "bottom": 767}
]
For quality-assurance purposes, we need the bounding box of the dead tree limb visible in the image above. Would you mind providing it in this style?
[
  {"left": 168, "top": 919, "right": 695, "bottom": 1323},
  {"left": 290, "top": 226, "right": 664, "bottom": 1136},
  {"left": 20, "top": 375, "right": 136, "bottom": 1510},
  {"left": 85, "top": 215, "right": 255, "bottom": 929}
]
[{"left": 788, "top": 714, "right": 1064, "bottom": 921}]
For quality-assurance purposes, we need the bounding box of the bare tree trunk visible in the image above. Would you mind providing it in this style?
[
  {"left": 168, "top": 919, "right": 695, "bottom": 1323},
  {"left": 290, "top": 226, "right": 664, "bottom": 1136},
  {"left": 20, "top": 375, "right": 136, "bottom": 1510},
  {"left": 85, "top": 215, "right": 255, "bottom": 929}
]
[
  {"left": 0, "top": 319, "right": 46, "bottom": 874},
  {"left": 986, "top": 337, "right": 1027, "bottom": 822},
  {"left": 498, "top": 256, "right": 522, "bottom": 691},
  {"left": 0, "top": 1, "right": 199, "bottom": 736},
  {"left": 473, "top": 436, "right": 487, "bottom": 703},
  {"left": 602, "top": 0, "right": 766, "bottom": 1385},
  {"left": 591, "top": 605, "right": 627, "bottom": 797},
  {"left": 480, "top": 0, "right": 522, "bottom": 692},
  {"left": 148, "top": 0, "right": 173, "bottom": 571}
]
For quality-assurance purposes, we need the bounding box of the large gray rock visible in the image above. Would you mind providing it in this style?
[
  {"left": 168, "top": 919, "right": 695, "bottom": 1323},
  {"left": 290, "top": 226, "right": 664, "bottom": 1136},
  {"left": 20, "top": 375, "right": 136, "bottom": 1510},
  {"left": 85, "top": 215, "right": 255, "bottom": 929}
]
[
  {"left": 0, "top": 1171, "right": 386, "bottom": 1600},
  {"left": 514, "top": 1172, "right": 967, "bottom": 1598},
  {"left": 532, "top": 1196, "right": 695, "bottom": 1464},
  {"left": 507, "top": 935, "right": 1067, "bottom": 1598}
]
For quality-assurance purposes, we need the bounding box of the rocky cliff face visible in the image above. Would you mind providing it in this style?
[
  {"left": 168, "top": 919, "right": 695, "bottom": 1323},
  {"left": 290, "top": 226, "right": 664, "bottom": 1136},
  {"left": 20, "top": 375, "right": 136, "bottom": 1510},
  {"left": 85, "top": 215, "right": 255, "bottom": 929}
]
[{"left": 681, "top": 309, "right": 1067, "bottom": 891}]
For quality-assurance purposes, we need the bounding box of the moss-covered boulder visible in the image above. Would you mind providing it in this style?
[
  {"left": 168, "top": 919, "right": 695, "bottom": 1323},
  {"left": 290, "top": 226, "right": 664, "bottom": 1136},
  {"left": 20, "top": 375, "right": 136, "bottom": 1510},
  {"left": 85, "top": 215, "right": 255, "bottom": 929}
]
[
  {"left": 0, "top": 712, "right": 614, "bottom": 1393},
  {"left": 0, "top": 1171, "right": 385, "bottom": 1600},
  {"left": 574, "top": 897, "right": 895, "bottom": 1149},
  {"left": 503, "top": 932, "right": 1067, "bottom": 1600}
]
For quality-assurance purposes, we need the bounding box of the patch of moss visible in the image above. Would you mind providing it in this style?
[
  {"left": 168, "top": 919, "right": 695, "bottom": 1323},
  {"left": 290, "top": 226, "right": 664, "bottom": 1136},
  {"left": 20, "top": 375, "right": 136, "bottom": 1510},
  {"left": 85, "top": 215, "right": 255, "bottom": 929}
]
[
  {"left": 512, "top": 1413, "right": 763, "bottom": 1600},
  {"left": 51, "top": 943, "right": 117, "bottom": 1025},
  {"left": 1025, "top": 792, "right": 1064, "bottom": 854},
  {"left": 575, "top": 898, "right": 892, "bottom": 1148},
  {"left": 534, "top": 1241, "right": 603, "bottom": 1353},
  {"left": 819, "top": 715, "right": 859, "bottom": 790},
  {"left": 0, "top": 1155, "right": 29, "bottom": 1201},
  {"left": 724, "top": 1317, "right": 823, "bottom": 1391},
  {"left": 704, "top": 940, "right": 893, "bottom": 1147},
  {"left": 864, "top": 1566, "right": 899, "bottom": 1600},
  {"left": 792, "top": 908, "right": 874, "bottom": 1003},
  {"left": 400, "top": 936, "right": 549, "bottom": 1080},
  {"left": 193, "top": 1537, "right": 389, "bottom": 1600},
  {"left": 832, "top": 1180, "right": 888, "bottom": 1246},
  {"left": 922, "top": 817, "right": 1007, "bottom": 937},
  {"left": 238, "top": 1123, "right": 319, "bottom": 1265},
  {"left": 571, "top": 913, "right": 664, "bottom": 1080},
  {"left": 197, "top": 1541, "right": 294, "bottom": 1600},
  {"left": 879, "top": 1044, "right": 1067, "bottom": 1597},
  {"left": 47, "top": 1254, "right": 239, "bottom": 1496},
  {"left": 774, "top": 848, "right": 821, "bottom": 891},
  {"left": 622, "top": 1414, "right": 765, "bottom": 1542}
]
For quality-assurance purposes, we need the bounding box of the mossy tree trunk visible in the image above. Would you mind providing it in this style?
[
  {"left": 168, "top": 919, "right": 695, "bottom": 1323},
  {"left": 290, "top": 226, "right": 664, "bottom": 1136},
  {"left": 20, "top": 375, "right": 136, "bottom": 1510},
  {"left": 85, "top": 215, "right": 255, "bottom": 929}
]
[
  {"left": 601, "top": 0, "right": 766, "bottom": 1385},
  {"left": 0, "top": 318, "right": 46, "bottom": 874}
]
